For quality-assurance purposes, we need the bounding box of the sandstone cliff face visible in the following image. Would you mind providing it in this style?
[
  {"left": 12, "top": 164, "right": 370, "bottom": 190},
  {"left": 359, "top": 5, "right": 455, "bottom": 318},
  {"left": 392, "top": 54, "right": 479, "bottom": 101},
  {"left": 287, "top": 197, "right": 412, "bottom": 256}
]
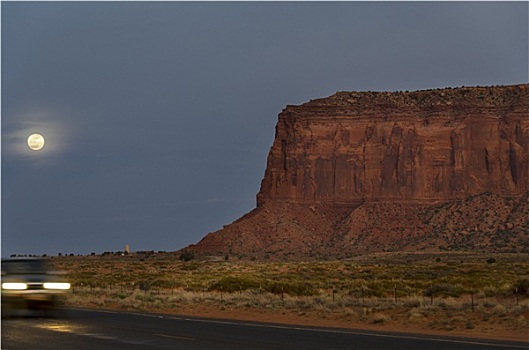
[
  {"left": 187, "top": 85, "right": 529, "bottom": 259},
  {"left": 258, "top": 85, "right": 529, "bottom": 205}
]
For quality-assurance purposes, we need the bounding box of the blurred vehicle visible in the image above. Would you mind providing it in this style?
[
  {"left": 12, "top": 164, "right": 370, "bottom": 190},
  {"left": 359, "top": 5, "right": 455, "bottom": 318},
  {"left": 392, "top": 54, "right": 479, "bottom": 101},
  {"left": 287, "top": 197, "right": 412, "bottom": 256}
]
[{"left": 1, "top": 258, "right": 71, "bottom": 317}]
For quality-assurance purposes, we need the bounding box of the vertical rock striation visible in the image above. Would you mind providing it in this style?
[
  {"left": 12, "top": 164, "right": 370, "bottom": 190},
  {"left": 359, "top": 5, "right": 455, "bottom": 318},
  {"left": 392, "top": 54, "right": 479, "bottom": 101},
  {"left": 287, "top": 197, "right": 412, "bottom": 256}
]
[{"left": 258, "top": 85, "right": 529, "bottom": 205}]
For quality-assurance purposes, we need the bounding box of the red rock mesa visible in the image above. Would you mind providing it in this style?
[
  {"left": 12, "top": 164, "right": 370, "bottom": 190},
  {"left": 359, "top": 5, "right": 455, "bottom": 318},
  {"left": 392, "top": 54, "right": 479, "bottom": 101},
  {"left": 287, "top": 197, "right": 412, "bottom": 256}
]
[{"left": 187, "top": 84, "right": 529, "bottom": 259}]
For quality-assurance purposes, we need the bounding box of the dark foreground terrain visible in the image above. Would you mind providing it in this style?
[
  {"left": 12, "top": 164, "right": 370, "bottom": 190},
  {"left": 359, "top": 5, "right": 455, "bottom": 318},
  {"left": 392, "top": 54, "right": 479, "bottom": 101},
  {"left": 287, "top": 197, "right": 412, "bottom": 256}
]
[{"left": 2, "top": 308, "right": 527, "bottom": 350}]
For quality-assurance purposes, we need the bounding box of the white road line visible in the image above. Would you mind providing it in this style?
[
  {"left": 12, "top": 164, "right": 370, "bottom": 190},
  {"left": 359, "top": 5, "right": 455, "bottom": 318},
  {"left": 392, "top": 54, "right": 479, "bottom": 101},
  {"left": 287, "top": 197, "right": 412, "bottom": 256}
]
[{"left": 155, "top": 333, "right": 196, "bottom": 341}]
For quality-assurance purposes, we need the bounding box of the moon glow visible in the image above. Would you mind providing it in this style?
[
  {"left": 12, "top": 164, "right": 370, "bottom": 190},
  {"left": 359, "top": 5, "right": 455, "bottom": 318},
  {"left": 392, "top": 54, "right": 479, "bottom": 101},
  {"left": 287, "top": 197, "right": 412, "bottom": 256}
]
[{"left": 27, "top": 133, "right": 45, "bottom": 151}]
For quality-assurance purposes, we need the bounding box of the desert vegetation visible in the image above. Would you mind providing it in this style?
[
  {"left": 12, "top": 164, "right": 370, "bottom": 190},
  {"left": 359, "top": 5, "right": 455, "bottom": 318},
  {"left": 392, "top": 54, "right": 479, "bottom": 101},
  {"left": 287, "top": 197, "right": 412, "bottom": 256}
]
[{"left": 50, "top": 251, "right": 528, "bottom": 341}]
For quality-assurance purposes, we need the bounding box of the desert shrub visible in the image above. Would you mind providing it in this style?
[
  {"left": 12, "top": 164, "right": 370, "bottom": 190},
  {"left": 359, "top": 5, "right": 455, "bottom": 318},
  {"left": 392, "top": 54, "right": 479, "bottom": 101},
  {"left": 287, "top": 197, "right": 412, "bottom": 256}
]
[
  {"left": 266, "top": 282, "right": 315, "bottom": 296},
  {"left": 179, "top": 251, "right": 195, "bottom": 262},
  {"left": 402, "top": 297, "right": 422, "bottom": 308},
  {"left": 372, "top": 313, "right": 391, "bottom": 324},
  {"left": 150, "top": 278, "right": 175, "bottom": 289},
  {"left": 138, "top": 281, "right": 151, "bottom": 291},
  {"left": 408, "top": 310, "right": 424, "bottom": 323},
  {"left": 112, "top": 292, "right": 128, "bottom": 300},
  {"left": 513, "top": 278, "right": 529, "bottom": 295},
  {"left": 181, "top": 262, "right": 201, "bottom": 271},
  {"left": 482, "top": 286, "right": 499, "bottom": 298},
  {"left": 208, "top": 276, "right": 261, "bottom": 293},
  {"left": 491, "top": 304, "right": 507, "bottom": 316},
  {"left": 349, "top": 283, "right": 387, "bottom": 298},
  {"left": 423, "top": 284, "right": 461, "bottom": 298},
  {"left": 436, "top": 297, "right": 464, "bottom": 310}
]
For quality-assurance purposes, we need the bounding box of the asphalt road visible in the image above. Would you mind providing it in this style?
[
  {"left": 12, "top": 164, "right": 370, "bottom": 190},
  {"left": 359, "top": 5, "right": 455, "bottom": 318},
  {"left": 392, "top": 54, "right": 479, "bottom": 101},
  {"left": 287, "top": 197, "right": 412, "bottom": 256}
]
[{"left": 1, "top": 309, "right": 527, "bottom": 350}]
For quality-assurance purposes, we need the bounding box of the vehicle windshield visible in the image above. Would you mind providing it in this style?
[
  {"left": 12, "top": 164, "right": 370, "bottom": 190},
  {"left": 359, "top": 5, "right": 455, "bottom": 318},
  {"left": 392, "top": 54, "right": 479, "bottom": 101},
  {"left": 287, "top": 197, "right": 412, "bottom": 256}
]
[{"left": 2, "top": 259, "right": 48, "bottom": 274}]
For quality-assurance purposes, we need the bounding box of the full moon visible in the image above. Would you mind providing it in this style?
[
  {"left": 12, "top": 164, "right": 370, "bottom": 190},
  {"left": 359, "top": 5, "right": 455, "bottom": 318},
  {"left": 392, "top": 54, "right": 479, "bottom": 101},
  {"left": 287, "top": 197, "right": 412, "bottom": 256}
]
[{"left": 27, "top": 133, "right": 45, "bottom": 151}]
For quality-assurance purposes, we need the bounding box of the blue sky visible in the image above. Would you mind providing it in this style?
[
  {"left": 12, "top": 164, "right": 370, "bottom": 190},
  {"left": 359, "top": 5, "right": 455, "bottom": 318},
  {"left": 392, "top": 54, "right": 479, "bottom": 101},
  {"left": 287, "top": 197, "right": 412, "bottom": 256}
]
[{"left": 2, "top": 1, "right": 528, "bottom": 256}]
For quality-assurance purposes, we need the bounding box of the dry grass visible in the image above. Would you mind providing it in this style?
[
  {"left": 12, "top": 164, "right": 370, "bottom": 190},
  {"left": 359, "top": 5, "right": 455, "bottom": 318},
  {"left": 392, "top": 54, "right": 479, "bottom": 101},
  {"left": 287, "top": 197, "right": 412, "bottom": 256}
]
[{"left": 51, "top": 252, "right": 529, "bottom": 340}]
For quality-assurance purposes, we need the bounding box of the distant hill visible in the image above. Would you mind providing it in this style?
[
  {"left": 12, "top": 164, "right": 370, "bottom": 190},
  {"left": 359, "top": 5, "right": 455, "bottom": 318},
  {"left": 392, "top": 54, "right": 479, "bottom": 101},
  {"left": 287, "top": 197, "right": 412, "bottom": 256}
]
[{"left": 184, "top": 84, "right": 529, "bottom": 260}]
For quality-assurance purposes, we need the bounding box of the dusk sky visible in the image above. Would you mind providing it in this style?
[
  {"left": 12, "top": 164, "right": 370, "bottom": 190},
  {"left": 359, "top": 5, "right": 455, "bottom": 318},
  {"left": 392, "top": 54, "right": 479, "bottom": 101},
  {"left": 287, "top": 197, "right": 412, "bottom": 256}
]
[{"left": 2, "top": 2, "right": 528, "bottom": 256}]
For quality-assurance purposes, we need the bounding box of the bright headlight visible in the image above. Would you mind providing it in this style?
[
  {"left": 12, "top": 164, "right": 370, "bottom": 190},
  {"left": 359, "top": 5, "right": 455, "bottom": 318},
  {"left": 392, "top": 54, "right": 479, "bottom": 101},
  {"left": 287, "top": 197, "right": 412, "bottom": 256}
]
[
  {"left": 43, "top": 282, "right": 71, "bottom": 290},
  {"left": 2, "top": 282, "right": 28, "bottom": 290}
]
